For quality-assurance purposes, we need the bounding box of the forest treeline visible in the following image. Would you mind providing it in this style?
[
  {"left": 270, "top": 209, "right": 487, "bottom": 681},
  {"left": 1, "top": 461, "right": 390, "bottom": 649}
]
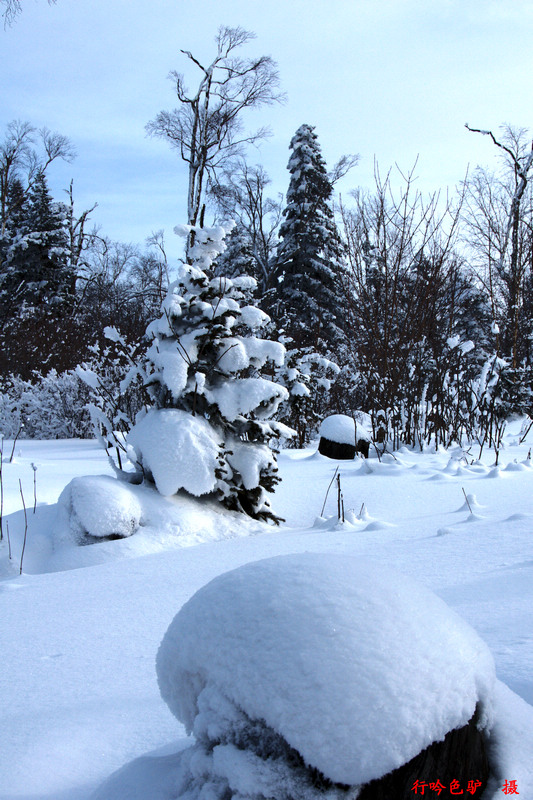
[{"left": 1, "top": 28, "right": 533, "bottom": 453}]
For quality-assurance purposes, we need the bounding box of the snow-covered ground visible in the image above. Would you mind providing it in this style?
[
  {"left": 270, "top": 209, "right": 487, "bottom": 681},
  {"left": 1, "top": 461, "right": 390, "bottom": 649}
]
[{"left": 1, "top": 422, "right": 533, "bottom": 798}]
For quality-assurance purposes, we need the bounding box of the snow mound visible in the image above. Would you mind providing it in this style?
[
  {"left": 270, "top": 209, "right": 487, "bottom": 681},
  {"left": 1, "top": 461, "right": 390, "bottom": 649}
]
[
  {"left": 127, "top": 409, "right": 222, "bottom": 497},
  {"left": 56, "top": 475, "right": 142, "bottom": 543},
  {"left": 319, "top": 412, "right": 371, "bottom": 444},
  {"left": 157, "top": 553, "right": 495, "bottom": 787}
]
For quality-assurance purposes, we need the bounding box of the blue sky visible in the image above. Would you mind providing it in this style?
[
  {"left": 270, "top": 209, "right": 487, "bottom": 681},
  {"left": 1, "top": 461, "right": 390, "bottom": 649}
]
[{"left": 2, "top": 0, "right": 533, "bottom": 261}]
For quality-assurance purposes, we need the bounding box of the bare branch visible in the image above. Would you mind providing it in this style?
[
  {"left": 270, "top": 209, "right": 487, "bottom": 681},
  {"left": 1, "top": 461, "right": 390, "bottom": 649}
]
[
  {"left": 39, "top": 127, "right": 76, "bottom": 170},
  {"left": 2, "top": 0, "right": 56, "bottom": 28},
  {"left": 328, "top": 153, "right": 360, "bottom": 186},
  {"left": 147, "top": 25, "right": 285, "bottom": 253}
]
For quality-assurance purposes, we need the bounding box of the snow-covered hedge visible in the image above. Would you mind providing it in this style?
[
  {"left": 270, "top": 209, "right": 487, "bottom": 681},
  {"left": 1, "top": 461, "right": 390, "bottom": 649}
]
[{"left": 0, "top": 370, "right": 92, "bottom": 439}]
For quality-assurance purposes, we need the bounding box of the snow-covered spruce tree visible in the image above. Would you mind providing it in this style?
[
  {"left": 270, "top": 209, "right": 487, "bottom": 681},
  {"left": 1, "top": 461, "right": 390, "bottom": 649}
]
[
  {"left": 269, "top": 124, "right": 347, "bottom": 356},
  {"left": 263, "top": 125, "right": 350, "bottom": 439},
  {"left": 1, "top": 171, "right": 72, "bottom": 312},
  {"left": 0, "top": 171, "right": 75, "bottom": 378},
  {"left": 126, "top": 223, "right": 290, "bottom": 523}
]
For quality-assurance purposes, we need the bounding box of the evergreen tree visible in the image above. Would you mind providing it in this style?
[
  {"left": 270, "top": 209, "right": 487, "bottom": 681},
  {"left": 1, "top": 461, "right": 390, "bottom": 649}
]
[
  {"left": 23, "top": 171, "right": 72, "bottom": 307},
  {"left": 263, "top": 124, "right": 348, "bottom": 442},
  {"left": 0, "top": 177, "right": 28, "bottom": 316},
  {"left": 269, "top": 124, "right": 347, "bottom": 356},
  {"left": 273, "top": 341, "right": 339, "bottom": 448},
  {"left": 213, "top": 225, "right": 258, "bottom": 281},
  {"left": 124, "top": 223, "right": 291, "bottom": 522},
  {"left": 0, "top": 172, "right": 77, "bottom": 377},
  {"left": 0, "top": 171, "right": 71, "bottom": 314}
]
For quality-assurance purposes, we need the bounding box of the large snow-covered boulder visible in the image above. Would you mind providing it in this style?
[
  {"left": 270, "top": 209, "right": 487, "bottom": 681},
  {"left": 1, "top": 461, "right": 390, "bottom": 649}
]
[
  {"left": 156, "top": 553, "right": 495, "bottom": 796},
  {"left": 55, "top": 475, "right": 142, "bottom": 544},
  {"left": 319, "top": 412, "right": 372, "bottom": 459}
]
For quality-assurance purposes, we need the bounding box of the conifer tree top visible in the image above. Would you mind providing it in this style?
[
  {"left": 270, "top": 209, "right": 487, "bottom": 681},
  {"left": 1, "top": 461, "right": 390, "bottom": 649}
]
[{"left": 270, "top": 124, "right": 347, "bottom": 357}]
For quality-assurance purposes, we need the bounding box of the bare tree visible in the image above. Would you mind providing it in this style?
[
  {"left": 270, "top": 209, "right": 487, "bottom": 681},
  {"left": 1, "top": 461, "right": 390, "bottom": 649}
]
[
  {"left": 464, "top": 124, "right": 533, "bottom": 366},
  {"left": 2, "top": 0, "right": 56, "bottom": 28},
  {"left": 340, "top": 163, "right": 483, "bottom": 446},
  {"left": 146, "top": 26, "right": 285, "bottom": 253},
  {"left": 0, "top": 120, "right": 75, "bottom": 233},
  {"left": 64, "top": 180, "right": 98, "bottom": 282},
  {"left": 0, "top": 120, "right": 33, "bottom": 232},
  {"left": 209, "top": 160, "right": 282, "bottom": 290}
]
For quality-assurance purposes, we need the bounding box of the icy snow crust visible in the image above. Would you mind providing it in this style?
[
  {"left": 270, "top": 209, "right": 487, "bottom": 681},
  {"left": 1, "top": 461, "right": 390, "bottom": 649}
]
[{"left": 157, "top": 552, "right": 495, "bottom": 787}]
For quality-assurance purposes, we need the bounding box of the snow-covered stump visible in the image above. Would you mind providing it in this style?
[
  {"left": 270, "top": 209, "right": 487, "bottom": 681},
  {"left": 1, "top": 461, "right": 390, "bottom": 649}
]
[
  {"left": 156, "top": 553, "right": 495, "bottom": 800},
  {"left": 318, "top": 413, "right": 372, "bottom": 459}
]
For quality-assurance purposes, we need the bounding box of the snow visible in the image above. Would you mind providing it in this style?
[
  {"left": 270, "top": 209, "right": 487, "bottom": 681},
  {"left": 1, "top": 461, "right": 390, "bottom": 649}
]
[
  {"left": 127, "top": 409, "right": 222, "bottom": 497},
  {"left": 319, "top": 412, "right": 371, "bottom": 444},
  {"left": 1, "top": 422, "right": 533, "bottom": 798},
  {"left": 447, "top": 336, "right": 475, "bottom": 354},
  {"left": 227, "top": 441, "right": 274, "bottom": 490},
  {"left": 147, "top": 337, "right": 192, "bottom": 398},
  {"left": 238, "top": 304, "right": 269, "bottom": 329},
  {"left": 55, "top": 475, "right": 142, "bottom": 543},
  {"left": 205, "top": 377, "right": 287, "bottom": 421},
  {"left": 156, "top": 553, "right": 495, "bottom": 787},
  {"left": 75, "top": 365, "right": 100, "bottom": 391}
]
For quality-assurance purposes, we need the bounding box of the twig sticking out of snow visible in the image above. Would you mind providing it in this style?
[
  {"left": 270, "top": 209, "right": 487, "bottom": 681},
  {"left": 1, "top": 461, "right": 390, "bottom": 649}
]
[
  {"left": 31, "top": 463, "right": 37, "bottom": 514},
  {"left": 462, "top": 487, "right": 473, "bottom": 515},
  {"left": 336, "top": 473, "right": 345, "bottom": 523},
  {"left": 519, "top": 416, "right": 533, "bottom": 445},
  {"left": 320, "top": 466, "right": 339, "bottom": 517},
  {"left": 6, "top": 520, "right": 12, "bottom": 560},
  {"left": 18, "top": 479, "right": 28, "bottom": 575},
  {"left": 9, "top": 425, "right": 23, "bottom": 463}
]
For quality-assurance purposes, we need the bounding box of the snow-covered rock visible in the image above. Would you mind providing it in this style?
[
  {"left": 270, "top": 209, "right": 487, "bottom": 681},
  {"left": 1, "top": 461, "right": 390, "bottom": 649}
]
[
  {"left": 319, "top": 412, "right": 371, "bottom": 445},
  {"left": 56, "top": 475, "right": 142, "bottom": 543},
  {"left": 157, "top": 553, "right": 495, "bottom": 790}
]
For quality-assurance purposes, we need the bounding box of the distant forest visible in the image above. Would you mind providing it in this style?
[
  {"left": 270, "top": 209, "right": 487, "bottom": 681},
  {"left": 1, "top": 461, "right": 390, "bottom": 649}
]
[{"left": 1, "top": 27, "right": 532, "bottom": 453}]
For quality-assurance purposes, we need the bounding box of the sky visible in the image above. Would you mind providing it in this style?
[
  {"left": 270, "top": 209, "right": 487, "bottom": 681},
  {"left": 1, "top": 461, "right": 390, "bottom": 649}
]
[{"left": 2, "top": 0, "right": 533, "bottom": 262}]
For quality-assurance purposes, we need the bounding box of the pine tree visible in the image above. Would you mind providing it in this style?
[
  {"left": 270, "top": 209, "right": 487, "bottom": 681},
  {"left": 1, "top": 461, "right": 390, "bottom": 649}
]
[
  {"left": 264, "top": 125, "right": 349, "bottom": 441},
  {"left": 0, "top": 177, "right": 28, "bottom": 316},
  {"left": 0, "top": 172, "right": 75, "bottom": 377},
  {"left": 270, "top": 124, "right": 347, "bottom": 356},
  {"left": 125, "top": 223, "right": 291, "bottom": 522},
  {"left": 23, "top": 171, "right": 73, "bottom": 308},
  {"left": 0, "top": 171, "right": 72, "bottom": 313}
]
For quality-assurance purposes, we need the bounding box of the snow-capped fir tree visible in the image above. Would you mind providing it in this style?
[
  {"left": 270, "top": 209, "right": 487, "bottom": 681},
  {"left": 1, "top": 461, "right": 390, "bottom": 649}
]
[
  {"left": 0, "top": 171, "right": 73, "bottom": 377},
  {"left": 0, "top": 171, "right": 72, "bottom": 314},
  {"left": 0, "top": 178, "right": 27, "bottom": 315},
  {"left": 264, "top": 125, "right": 349, "bottom": 439},
  {"left": 125, "top": 222, "right": 291, "bottom": 523},
  {"left": 269, "top": 124, "right": 347, "bottom": 356}
]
